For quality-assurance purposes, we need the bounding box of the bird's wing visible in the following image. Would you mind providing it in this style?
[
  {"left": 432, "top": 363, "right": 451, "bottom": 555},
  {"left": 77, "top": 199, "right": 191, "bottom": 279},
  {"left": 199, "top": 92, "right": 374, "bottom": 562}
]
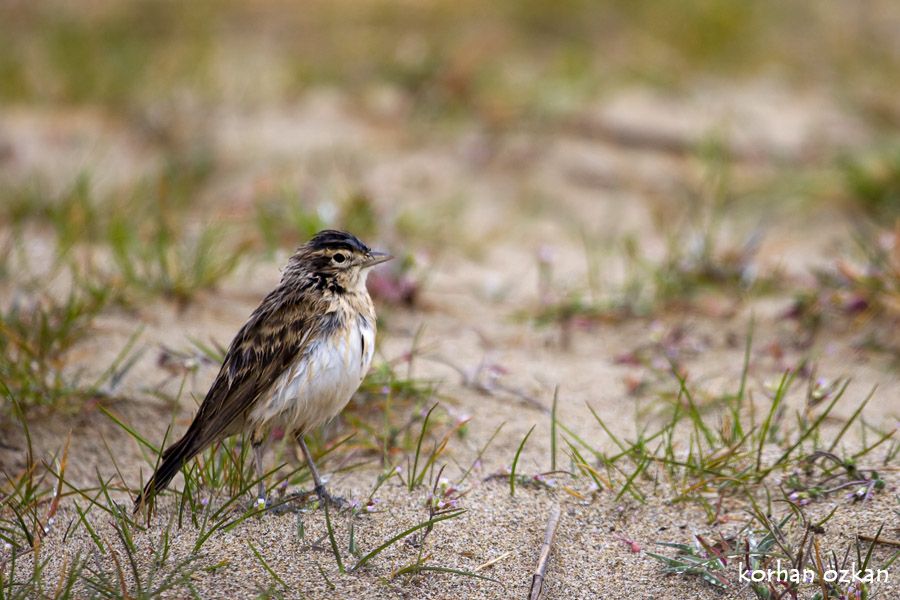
[
  {"left": 180, "top": 286, "right": 320, "bottom": 453},
  {"left": 134, "top": 284, "right": 325, "bottom": 509}
]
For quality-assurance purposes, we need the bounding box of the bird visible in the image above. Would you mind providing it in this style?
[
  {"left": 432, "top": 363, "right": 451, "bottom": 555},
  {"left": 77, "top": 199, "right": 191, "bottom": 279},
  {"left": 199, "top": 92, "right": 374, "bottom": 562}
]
[{"left": 134, "top": 230, "right": 392, "bottom": 513}]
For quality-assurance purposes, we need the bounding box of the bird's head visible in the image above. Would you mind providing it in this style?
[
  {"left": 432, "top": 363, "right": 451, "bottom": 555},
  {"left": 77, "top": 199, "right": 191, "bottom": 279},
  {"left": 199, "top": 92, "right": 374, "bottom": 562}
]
[{"left": 286, "top": 230, "right": 392, "bottom": 292}]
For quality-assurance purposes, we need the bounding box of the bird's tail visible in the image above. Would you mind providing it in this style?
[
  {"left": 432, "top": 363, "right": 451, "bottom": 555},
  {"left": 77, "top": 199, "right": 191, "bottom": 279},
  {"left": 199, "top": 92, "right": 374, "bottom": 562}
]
[{"left": 133, "top": 432, "right": 201, "bottom": 514}]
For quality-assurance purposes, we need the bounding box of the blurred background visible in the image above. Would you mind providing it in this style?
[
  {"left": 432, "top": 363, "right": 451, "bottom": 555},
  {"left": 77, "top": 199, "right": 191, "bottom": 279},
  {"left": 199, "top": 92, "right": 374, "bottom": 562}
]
[
  {"left": 1, "top": 0, "right": 898, "bottom": 417},
  {"left": 3, "top": 1, "right": 900, "bottom": 219},
  {"left": 3, "top": 1, "right": 900, "bottom": 122}
]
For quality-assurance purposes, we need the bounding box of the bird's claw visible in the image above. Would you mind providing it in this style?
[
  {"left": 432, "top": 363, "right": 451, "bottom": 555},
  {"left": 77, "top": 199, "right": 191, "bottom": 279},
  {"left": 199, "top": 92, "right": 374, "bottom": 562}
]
[{"left": 315, "top": 484, "right": 349, "bottom": 510}]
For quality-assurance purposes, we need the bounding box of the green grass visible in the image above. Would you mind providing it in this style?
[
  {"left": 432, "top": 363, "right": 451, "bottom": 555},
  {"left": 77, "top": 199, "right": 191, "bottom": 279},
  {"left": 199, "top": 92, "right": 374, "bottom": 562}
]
[
  {"left": 841, "top": 144, "right": 900, "bottom": 219},
  {"left": 0, "top": 154, "right": 245, "bottom": 308},
  {"left": 348, "top": 484, "right": 487, "bottom": 586},
  {"left": 0, "top": 435, "right": 206, "bottom": 599},
  {"left": 649, "top": 509, "right": 895, "bottom": 598},
  {"left": 529, "top": 151, "right": 788, "bottom": 342},
  {"left": 106, "top": 217, "right": 245, "bottom": 305},
  {"left": 254, "top": 190, "right": 381, "bottom": 257},
  {"left": 519, "top": 336, "right": 895, "bottom": 593},
  {"left": 545, "top": 332, "right": 893, "bottom": 509},
  {"left": 2, "top": 1, "right": 898, "bottom": 125},
  {"left": 0, "top": 1, "right": 214, "bottom": 111},
  {"left": 509, "top": 425, "right": 535, "bottom": 496},
  {"left": 532, "top": 214, "right": 773, "bottom": 335},
  {"left": 0, "top": 176, "right": 101, "bottom": 254},
  {"left": 0, "top": 286, "right": 118, "bottom": 417},
  {"left": 531, "top": 149, "right": 900, "bottom": 366},
  {"left": 547, "top": 349, "right": 894, "bottom": 591}
]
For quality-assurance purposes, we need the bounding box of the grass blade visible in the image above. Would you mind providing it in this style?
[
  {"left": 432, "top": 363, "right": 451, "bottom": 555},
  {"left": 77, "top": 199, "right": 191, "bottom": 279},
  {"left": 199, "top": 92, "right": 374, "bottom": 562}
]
[
  {"left": 249, "top": 541, "right": 287, "bottom": 589},
  {"left": 352, "top": 509, "right": 465, "bottom": 572},
  {"left": 510, "top": 425, "right": 535, "bottom": 496},
  {"left": 550, "top": 387, "right": 559, "bottom": 471},
  {"left": 323, "top": 500, "right": 345, "bottom": 573}
]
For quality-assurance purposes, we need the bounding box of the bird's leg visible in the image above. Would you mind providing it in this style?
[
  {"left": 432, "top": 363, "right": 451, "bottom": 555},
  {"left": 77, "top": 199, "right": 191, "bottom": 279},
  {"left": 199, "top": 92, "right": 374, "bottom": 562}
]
[
  {"left": 296, "top": 434, "right": 346, "bottom": 508},
  {"left": 252, "top": 439, "right": 267, "bottom": 509}
]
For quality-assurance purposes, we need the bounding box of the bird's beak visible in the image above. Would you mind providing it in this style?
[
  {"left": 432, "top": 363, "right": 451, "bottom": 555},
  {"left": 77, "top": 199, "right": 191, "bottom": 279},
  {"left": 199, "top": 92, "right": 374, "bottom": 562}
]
[{"left": 365, "top": 250, "right": 393, "bottom": 267}]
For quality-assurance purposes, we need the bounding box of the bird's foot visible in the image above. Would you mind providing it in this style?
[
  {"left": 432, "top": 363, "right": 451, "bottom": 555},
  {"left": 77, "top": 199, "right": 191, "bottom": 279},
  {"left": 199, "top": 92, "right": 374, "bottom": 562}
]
[
  {"left": 276, "top": 486, "right": 348, "bottom": 512},
  {"left": 315, "top": 484, "right": 349, "bottom": 510}
]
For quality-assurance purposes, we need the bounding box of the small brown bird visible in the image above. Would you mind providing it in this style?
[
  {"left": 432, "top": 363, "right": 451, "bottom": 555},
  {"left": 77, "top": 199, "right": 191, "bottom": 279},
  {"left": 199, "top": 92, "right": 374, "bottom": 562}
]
[{"left": 134, "top": 230, "right": 392, "bottom": 512}]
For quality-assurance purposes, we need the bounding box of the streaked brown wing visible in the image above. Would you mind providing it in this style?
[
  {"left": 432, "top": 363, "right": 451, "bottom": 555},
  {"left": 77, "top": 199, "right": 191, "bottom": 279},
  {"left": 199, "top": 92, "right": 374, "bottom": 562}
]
[
  {"left": 134, "top": 282, "right": 325, "bottom": 510},
  {"left": 181, "top": 287, "right": 319, "bottom": 452}
]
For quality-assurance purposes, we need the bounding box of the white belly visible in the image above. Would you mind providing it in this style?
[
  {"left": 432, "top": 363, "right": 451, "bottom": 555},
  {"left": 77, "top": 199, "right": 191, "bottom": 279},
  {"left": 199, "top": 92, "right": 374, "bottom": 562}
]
[{"left": 250, "top": 317, "right": 375, "bottom": 433}]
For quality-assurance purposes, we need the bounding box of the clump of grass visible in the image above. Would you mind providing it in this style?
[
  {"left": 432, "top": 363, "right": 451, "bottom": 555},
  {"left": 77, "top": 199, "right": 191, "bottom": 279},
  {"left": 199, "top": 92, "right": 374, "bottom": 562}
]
[
  {"left": 531, "top": 158, "right": 779, "bottom": 345},
  {"left": 75, "top": 502, "right": 205, "bottom": 600},
  {"left": 99, "top": 154, "right": 244, "bottom": 305},
  {"left": 553, "top": 332, "right": 891, "bottom": 518},
  {"left": 307, "top": 401, "right": 487, "bottom": 586},
  {"left": 2, "top": 424, "right": 209, "bottom": 599},
  {"left": 106, "top": 216, "right": 245, "bottom": 305},
  {"left": 254, "top": 193, "right": 326, "bottom": 256},
  {"left": 109, "top": 354, "right": 485, "bottom": 587},
  {"left": 538, "top": 332, "right": 895, "bottom": 594},
  {"left": 390, "top": 399, "right": 470, "bottom": 495},
  {"left": 650, "top": 508, "right": 894, "bottom": 598},
  {"left": 1, "top": 153, "right": 240, "bottom": 307},
  {"left": 0, "top": 175, "right": 102, "bottom": 255},
  {"left": 0, "top": 404, "right": 56, "bottom": 553},
  {"left": 1, "top": 2, "right": 215, "bottom": 111},
  {"left": 253, "top": 190, "right": 381, "bottom": 254},
  {"left": 403, "top": 403, "right": 440, "bottom": 492},
  {"left": 347, "top": 467, "right": 489, "bottom": 585},
  {"left": 532, "top": 221, "right": 770, "bottom": 345},
  {"left": 784, "top": 450, "right": 886, "bottom": 505},
  {"left": 0, "top": 406, "right": 483, "bottom": 597},
  {"left": 785, "top": 222, "right": 900, "bottom": 357},
  {"left": 100, "top": 401, "right": 307, "bottom": 535},
  {"left": 0, "top": 287, "right": 111, "bottom": 417},
  {"left": 841, "top": 145, "right": 900, "bottom": 219},
  {"left": 1, "top": 149, "right": 211, "bottom": 239}
]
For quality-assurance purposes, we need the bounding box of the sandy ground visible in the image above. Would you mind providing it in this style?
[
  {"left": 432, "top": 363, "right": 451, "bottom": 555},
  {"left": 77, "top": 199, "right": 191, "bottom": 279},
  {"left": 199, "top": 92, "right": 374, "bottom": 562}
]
[{"left": 2, "top": 83, "right": 899, "bottom": 598}]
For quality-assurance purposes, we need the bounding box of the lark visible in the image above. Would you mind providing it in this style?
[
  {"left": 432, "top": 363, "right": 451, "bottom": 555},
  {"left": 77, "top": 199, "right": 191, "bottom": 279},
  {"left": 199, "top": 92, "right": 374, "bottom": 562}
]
[{"left": 134, "top": 230, "right": 392, "bottom": 512}]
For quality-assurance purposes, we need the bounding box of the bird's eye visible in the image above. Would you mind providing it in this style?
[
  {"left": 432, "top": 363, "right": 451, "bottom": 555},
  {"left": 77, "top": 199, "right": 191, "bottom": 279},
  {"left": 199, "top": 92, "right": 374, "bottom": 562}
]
[{"left": 332, "top": 253, "right": 346, "bottom": 264}]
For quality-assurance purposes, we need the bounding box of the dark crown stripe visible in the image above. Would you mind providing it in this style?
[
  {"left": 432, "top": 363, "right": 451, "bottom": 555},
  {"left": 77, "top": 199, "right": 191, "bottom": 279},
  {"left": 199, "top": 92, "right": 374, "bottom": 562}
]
[{"left": 307, "top": 229, "right": 369, "bottom": 253}]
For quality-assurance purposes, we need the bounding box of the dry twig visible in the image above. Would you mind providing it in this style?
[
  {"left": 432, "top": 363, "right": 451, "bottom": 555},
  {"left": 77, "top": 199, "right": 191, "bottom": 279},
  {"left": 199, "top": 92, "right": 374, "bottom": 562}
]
[
  {"left": 474, "top": 551, "right": 512, "bottom": 572},
  {"left": 529, "top": 503, "right": 562, "bottom": 600},
  {"left": 858, "top": 533, "right": 900, "bottom": 548}
]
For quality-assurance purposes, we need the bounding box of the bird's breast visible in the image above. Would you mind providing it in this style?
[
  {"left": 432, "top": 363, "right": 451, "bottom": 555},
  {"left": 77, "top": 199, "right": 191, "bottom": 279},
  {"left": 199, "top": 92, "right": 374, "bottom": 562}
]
[{"left": 250, "top": 313, "right": 376, "bottom": 433}]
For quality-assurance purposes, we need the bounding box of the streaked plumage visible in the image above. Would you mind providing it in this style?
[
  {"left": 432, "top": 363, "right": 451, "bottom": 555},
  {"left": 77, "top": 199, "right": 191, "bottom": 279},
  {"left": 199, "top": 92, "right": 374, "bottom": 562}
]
[
  {"left": 135, "top": 230, "right": 391, "bottom": 511},
  {"left": 255, "top": 314, "right": 375, "bottom": 434}
]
